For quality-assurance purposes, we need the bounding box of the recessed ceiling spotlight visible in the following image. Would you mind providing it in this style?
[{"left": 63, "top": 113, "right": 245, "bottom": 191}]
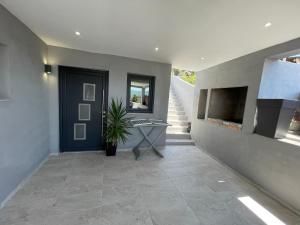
[
  {"left": 264, "top": 22, "right": 272, "bottom": 28},
  {"left": 75, "top": 31, "right": 81, "bottom": 36},
  {"left": 201, "top": 57, "right": 205, "bottom": 60},
  {"left": 155, "top": 47, "right": 159, "bottom": 52}
]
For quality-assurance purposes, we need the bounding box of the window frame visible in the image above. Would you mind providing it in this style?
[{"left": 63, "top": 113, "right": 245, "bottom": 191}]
[{"left": 126, "top": 73, "right": 155, "bottom": 113}]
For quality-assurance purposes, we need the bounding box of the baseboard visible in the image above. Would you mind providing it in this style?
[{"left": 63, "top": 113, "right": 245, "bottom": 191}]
[
  {"left": 193, "top": 141, "right": 300, "bottom": 217},
  {"left": 49, "top": 144, "right": 166, "bottom": 154},
  {"left": 58, "top": 151, "right": 104, "bottom": 154},
  {"left": 116, "top": 148, "right": 132, "bottom": 152},
  {"left": 0, "top": 153, "right": 50, "bottom": 209}
]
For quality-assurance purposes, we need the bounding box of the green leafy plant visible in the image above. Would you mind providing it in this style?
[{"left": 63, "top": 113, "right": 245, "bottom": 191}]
[
  {"left": 132, "top": 94, "right": 138, "bottom": 102},
  {"left": 180, "top": 73, "right": 196, "bottom": 85},
  {"left": 172, "top": 68, "right": 196, "bottom": 85},
  {"left": 106, "top": 98, "right": 132, "bottom": 147}
]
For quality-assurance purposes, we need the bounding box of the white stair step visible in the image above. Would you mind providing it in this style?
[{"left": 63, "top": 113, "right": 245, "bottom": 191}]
[
  {"left": 168, "top": 106, "right": 184, "bottom": 111},
  {"left": 168, "top": 102, "right": 183, "bottom": 107},
  {"left": 168, "top": 110, "right": 185, "bottom": 116},
  {"left": 168, "top": 105, "right": 182, "bottom": 109},
  {"left": 169, "top": 104, "right": 182, "bottom": 108},
  {"left": 166, "top": 139, "right": 195, "bottom": 146},
  {"left": 167, "top": 125, "right": 188, "bottom": 132},
  {"left": 167, "top": 120, "right": 189, "bottom": 126},
  {"left": 169, "top": 102, "right": 181, "bottom": 106},
  {"left": 168, "top": 102, "right": 182, "bottom": 106},
  {"left": 169, "top": 105, "right": 183, "bottom": 108},
  {"left": 169, "top": 98, "right": 180, "bottom": 101},
  {"left": 168, "top": 115, "right": 188, "bottom": 120},
  {"left": 166, "top": 132, "right": 191, "bottom": 139}
]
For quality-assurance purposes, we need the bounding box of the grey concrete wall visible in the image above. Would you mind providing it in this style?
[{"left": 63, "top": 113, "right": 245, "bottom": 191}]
[
  {"left": 0, "top": 5, "right": 49, "bottom": 204},
  {"left": 47, "top": 46, "right": 171, "bottom": 153},
  {"left": 259, "top": 59, "right": 300, "bottom": 100},
  {"left": 0, "top": 43, "right": 10, "bottom": 99},
  {"left": 171, "top": 75, "right": 194, "bottom": 121},
  {"left": 192, "top": 38, "right": 300, "bottom": 212}
]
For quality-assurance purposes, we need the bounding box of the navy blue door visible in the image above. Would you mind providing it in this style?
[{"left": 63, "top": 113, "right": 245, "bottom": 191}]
[{"left": 59, "top": 66, "right": 108, "bottom": 152}]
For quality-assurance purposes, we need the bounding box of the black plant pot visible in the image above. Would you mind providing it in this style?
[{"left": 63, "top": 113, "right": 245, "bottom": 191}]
[{"left": 106, "top": 142, "right": 117, "bottom": 156}]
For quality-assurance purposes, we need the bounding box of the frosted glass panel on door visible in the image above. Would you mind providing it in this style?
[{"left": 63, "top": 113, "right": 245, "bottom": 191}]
[
  {"left": 79, "top": 104, "right": 91, "bottom": 121},
  {"left": 74, "top": 123, "right": 86, "bottom": 140},
  {"left": 83, "top": 83, "right": 96, "bottom": 101}
]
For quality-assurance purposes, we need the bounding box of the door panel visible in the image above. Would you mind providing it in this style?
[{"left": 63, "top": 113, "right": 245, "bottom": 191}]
[{"left": 59, "top": 66, "right": 108, "bottom": 152}]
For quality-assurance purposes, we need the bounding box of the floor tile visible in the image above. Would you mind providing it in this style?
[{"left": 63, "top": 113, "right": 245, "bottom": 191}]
[{"left": 1, "top": 146, "right": 300, "bottom": 225}]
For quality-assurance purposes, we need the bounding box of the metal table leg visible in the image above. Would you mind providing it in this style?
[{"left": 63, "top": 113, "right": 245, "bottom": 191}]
[
  {"left": 139, "top": 127, "right": 165, "bottom": 158},
  {"left": 133, "top": 126, "right": 167, "bottom": 160},
  {"left": 132, "top": 127, "right": 155, "bottom": 160}
]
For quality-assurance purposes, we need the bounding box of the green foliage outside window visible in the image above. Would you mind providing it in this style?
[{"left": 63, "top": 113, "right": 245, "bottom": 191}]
[{"left": 172, "top": 68, "right": 196, "bottom": 85}]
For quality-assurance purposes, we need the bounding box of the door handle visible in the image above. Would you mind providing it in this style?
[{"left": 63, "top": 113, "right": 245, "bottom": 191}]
[{"left": 101, "top": 89, "right": 105, "bottom": 137}]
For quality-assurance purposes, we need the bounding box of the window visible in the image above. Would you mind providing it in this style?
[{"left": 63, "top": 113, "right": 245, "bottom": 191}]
[
  {"left": 126, "top": 74, "right": 155, "bottom": 113},
  {"left": 78, "top": 103, "right": 91, "bottom": 121},
  {"left": 74, "top": 123, "right": 86, "bottom": 140},
  {"left": 83, "top": 83, "right": 96, "bottom": 101}
]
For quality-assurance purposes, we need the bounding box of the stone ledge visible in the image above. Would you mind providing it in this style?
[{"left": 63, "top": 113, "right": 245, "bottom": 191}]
[{"left": 207, "top": 118, "right": 242, "bottom": 131}]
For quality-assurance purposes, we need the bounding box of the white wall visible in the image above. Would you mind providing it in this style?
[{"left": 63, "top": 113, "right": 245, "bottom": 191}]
[
  {"left": 0, "top": 5, "right": 49, "bottom": 204},
  {"left": 171, "top": 76, "right": 195, "bottom": 121},
  {"left": 47, "top": 46, "right": 171, "bottom": 153},
  {"left": 259, "top": 59, "right": 300, "bottom": 100},
  {"left": 192, "top": 37, "right": 300, "bottom": 213}
]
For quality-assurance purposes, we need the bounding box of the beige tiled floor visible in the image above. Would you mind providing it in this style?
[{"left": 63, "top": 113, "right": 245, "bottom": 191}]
[{"left": 1, "top": 146, "right": 300, "bottom": 225}]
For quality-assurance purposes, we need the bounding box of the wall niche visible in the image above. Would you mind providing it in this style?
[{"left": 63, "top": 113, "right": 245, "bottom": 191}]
[
  {"left": 197, "top": 89, "right": 208, "bottom": 119},
  {"left": 0, "top": 43, "right": 10, "bottom": 100},
  {"left": 208, "top": 86, "right": 248, "bottom": 125}
]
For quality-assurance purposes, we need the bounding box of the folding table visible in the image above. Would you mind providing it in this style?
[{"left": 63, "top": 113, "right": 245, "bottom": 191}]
[{"left": 130, "top": 119, "right": 171, "bottom": 160}]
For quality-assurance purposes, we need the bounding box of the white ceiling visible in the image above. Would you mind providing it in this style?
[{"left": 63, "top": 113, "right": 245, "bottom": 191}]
[{"left": 1, "top": 0, "right": 300, "bottom": 71}]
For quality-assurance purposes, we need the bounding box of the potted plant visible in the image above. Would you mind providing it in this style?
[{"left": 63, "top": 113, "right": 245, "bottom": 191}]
[
  {"left": 132, "top": 94, "right": 138, "bottom": 102},
  {"left": 105, "top": 98, "right": 132, "bottom": 156}
]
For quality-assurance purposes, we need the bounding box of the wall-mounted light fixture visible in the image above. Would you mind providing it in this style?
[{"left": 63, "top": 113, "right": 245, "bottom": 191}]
[{"left": 44, "top": 64, "right": 52, "bottom": 74}]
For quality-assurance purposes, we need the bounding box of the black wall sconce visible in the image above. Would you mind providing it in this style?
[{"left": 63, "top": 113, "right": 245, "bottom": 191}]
[{"left": 44, "top": 64, "right": 52, "bottom": 74}]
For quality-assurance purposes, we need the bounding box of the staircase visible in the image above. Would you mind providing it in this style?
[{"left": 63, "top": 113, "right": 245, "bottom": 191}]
[{"left": 166, "top": 88, "right": 195, "bottom": 145}]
